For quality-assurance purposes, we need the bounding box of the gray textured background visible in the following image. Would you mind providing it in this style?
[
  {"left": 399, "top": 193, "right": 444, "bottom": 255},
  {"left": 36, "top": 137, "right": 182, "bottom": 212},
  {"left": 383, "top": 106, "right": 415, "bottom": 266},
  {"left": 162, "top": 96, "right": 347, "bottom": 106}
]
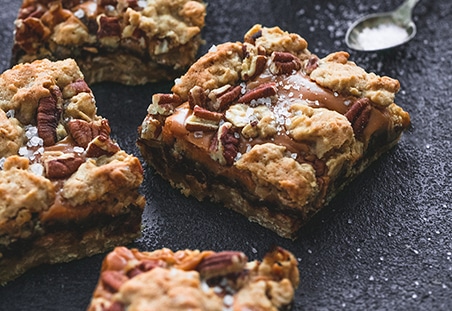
[{"left": 0, "top": 0, "right": 451, "bottom": 310}]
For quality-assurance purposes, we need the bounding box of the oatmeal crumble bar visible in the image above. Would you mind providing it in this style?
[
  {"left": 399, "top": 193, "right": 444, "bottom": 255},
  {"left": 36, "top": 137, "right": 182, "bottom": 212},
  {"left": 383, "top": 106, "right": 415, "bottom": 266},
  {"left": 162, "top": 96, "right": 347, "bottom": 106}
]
[
  {"left": 88, "top": 246, "right": 299, "bottom": 310},
  {"left": 137, "top": 24, "right": 411, "bottom": 239},
  {"left": 0, "top": 58, "right": 145, "bottom": 285},
  {"left": 12, "top": 0, "right": 206, "bottom": 85}
]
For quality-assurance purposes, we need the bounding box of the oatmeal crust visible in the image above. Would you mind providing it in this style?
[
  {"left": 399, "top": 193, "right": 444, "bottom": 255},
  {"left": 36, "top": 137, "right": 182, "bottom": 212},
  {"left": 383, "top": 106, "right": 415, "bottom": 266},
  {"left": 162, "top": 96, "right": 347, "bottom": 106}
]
[
  {"left": 0, "top": 59, "right": 144, "bottom": 285},
  {"left": 138, "top": 24, "right": 410, "bottom": 238},
  {"left": 88, "top": 246, "right": 299, "bottom": 311},
  {"left": 12, "top": 0, "right": 206, "bottom": 85}
]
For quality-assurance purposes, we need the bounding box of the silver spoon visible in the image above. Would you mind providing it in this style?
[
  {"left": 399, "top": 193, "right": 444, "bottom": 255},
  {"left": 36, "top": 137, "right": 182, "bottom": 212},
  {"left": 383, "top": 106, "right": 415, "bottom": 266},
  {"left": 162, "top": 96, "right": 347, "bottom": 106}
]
[{"left": 345, "top": 0, "right": 420, "bottom": 51}]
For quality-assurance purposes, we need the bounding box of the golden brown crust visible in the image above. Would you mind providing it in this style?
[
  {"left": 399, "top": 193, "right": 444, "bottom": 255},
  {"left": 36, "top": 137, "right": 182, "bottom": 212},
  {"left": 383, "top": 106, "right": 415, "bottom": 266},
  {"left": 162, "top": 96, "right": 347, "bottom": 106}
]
[
  {"left": 12, "top": 0, "right": 206, "bottom": 85},
  {"left": 138, "top": 24, "right": 411, "bottom": 239},
  {"left": 88, "top": 246, "right": 299, "bottom": 311},
  {"left": 0, "top": 59, "right": 144, "bottom": 285}
]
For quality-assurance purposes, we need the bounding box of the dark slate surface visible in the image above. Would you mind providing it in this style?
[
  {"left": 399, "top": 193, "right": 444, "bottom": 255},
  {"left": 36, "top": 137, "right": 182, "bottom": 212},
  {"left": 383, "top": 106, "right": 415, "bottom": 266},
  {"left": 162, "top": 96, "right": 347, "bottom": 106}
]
[{"left": 1, "top": 0, "right": 451, "bottom": 310}]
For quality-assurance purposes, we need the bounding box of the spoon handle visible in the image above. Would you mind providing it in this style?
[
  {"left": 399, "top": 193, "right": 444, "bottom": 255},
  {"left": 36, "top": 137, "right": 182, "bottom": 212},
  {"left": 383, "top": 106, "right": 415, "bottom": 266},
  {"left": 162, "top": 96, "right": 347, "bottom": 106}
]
[{"left": 395, "top": 0, "right": 421, "bottom": 24}]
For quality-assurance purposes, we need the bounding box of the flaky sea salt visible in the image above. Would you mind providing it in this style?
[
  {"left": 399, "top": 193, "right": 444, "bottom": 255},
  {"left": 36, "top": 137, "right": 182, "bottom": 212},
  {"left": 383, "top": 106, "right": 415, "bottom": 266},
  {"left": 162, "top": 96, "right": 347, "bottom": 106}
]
[
  {"left": 29, "top": 163, "right": 44, "bottom": 176},
  {"left": 208, "top": 45, "right": 217, "bottom": 53},
  {"left": 6, "top": 109, "right": 15, "bottom": 118},
  {"left": 73, "top": 146, "right": 85, "bottom": 154},
  {"left": 356, "top": 23, "right": 409, "bottom": 50}
]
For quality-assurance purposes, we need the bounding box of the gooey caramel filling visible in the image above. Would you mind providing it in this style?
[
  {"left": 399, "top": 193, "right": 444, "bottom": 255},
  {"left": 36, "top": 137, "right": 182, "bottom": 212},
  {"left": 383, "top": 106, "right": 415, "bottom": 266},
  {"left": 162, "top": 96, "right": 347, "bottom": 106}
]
[{"left": 163, "top": 67, "right": 395, "bottom": 161}]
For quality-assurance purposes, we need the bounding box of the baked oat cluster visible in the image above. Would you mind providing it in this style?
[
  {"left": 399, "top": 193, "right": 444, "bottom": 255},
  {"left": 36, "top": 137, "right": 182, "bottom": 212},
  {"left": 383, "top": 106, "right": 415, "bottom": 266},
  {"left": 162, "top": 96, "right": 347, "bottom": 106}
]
[
  {"left": 88, "top": 246, "right": 299, "bottom": 311},
  {"left": 12, "top": 0, "right": 206, "bottom": 84},
  {"left": 0, "top": 58, "right": 144, "bottom": 284},
  {"left": 138, "top": 24, "right": 411, "bottom": 238}
]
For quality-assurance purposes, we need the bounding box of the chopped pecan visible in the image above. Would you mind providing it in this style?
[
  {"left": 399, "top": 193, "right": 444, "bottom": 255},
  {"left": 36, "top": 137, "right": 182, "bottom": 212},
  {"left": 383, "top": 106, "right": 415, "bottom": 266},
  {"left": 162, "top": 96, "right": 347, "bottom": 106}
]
[
  {"left": 101, "top": 271, "right": 128, "bottom": 293},
  {"left": 67, "top": 119, "right": 111, "bottom": 148},
  {"left": 37, "top": 86, "right": 63, "bottom": 146},
  {"left": 105, "top": 301, "right": 125, "bottom": 311},
  {"left": 210, "top": 122, "right": 240, "bottom": 166},
  {"left": 344, "top": 98, "right": 372, "bottom": 137},
  {"left": 62, "top": 79, "right": 91, "bottom": 99},
  {"left": 97, "top": 16, "right": 121, "bottom": 38},
  {"left": 188, "top": 86, "right": 208, "bottom": 109},
  {"left": 18, "top": 4, "right": 46, "bottom": 19},
  {"left": 237, "top": 82, "right": 277, "bottom": 104},
  {"left": 197, "top": 251, "right": 248, "bottom": 279},
  {"left": 185, "top": 105, "right": 223, "bottom": 132},
  {"left": 305, "top": 55, "right": 320, "bottom": 75},
  {"left": 99, "top": 0, "right": 118, "bottom": 5},
  {"left": 208, "top": 85, "right": 242, "bottom": 111},
  {"left": 14, "top": 17, "right": 51, "bottom": 53},
  {"left": 241, "top": 54, "right": 267, "bottom": 81},
  {"left": 127, "top": 259, "right": 166, "bottom": 278},
  {"left": 269, "top": 51, "right": 302, "bottom": 75},
  {"left": 304, "top": 154, "right": 327, "bottom": 177},
  {"left": 244, "top": 29, "right": 262, "bottom": 44},
  {"left": 85, "top": 135, "right": 120, "bottom": 158},
  {"left": 147, "top": 93, "right": 181, "bottom": 115},
  {"left": 44, "top": 155, "right": 84, "bottom": 179}
]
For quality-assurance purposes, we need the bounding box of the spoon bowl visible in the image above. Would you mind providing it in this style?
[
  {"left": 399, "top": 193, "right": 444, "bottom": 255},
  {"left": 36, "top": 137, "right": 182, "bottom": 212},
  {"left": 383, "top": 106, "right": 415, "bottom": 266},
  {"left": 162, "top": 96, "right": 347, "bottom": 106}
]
[{"left": 345, "top": 0, "right": 420, "bottom": 52}]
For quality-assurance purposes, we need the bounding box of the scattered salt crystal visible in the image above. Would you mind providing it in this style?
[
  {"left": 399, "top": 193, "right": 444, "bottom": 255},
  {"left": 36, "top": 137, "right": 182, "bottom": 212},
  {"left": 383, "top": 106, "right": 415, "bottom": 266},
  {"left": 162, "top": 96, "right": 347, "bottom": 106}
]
[
  {"left": 344, "top": 100, "right": 351, "bottom": 106},
  {"left": 0, "top": 157, "right": 5, "bottom": 170},
  {"left": 200, "top": 281, "right": 210, "bottom": 292},
  {"left": 27, "top": 136, "right": 43, "bottom": 147},
  {"left": 29, "top": 163, "right": 44, "bottom": 176},
  {"left": 25, "top": 126, "right": 38, "bottom": 139},
  {"left": 290, "top": 153, "right": 297, "bottom": 160},
  {"left": 208, "top": 45, "right": 217, "bottom": 53},
  {"left": 223, "top": 295, "right": 234, "bottom": 306},
  {"left": 18, "top": 146, "right": 30, "bottom": 157},
  {"left": 73, "top": 8, "right": 85, "bottom": 18},
  {"left": 412, "top": 293, "right": 418, "bottom": 299},
  {"left": 194, "top": 131, "right": 204, "bottom": 138},
  {"left": 6, "top": 110, "right": 15, "bottom": 118},
  {"left": 369, "top": 275, "right": 374, "bottom": 281},
  {"left": 213, "top": 286, "right": 222, "bottom": 294},
  {"left": 174, "top": 78, "right": 182, "bottom": 85},
  {"left": 73, "top": 146, "right": 85, "bottom": 153},
  {"left": 251, "top": 247, "right": 257, "bottom": 254}
]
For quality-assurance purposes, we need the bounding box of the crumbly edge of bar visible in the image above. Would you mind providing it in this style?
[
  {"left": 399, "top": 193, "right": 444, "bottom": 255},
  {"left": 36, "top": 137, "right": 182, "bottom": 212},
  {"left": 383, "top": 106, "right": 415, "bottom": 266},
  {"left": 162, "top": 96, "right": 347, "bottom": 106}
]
[
  {"left": 88, "top": 246, "right": 299, "bottom": 311},
  {"left": 12, "top": 0, "right": 206, "bottom": 84},
  {"left": 138, "top": 132, "right": 402, "bottom": 239},
  {"left": 0, "top": 206, "right": 142, "bottom": 286}
]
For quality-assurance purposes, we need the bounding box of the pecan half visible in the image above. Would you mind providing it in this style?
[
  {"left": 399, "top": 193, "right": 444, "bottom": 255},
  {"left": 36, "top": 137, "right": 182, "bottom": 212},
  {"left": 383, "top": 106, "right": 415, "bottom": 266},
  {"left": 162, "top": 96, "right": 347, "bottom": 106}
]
[
  {"left": 185, "top": 105, "right": 223, "bottom": 132},
  {"left": 269, "top": 51, "right": 302, "bottom": 75},
  {"left": 208, "top": 85, "right": 242, "bottom": 111},
  {"left": 147, "top": 93, "right": 181, "bottom": 116},
  {"left": 14, "top": 17, "right": 51, "bottom": 53},
  {"left": 67, "top": 119, "right": 111, "bottom": 148},
  {"left": 127, "top": 259, "right": 166, "bottom": 278},
  {"left": 85, "top": 135, "right": 120, "bottom": 158},
  {"left": 101, "top": 271, "right": 128, "bottom": 293},
  {"left": 188, "top": 86, "right": 208, "bottom": 109},
  {"left": 237, "top": 82, "right": 277, "bottom": 104},
  {"left": 37, "top": 86, "right": 63, "bottom": 146},
  {"left": 197, "top": 251, "right": 248, "bottom": 279},
  {"left": 62, "top": 79, "right": 91, "bottom": 99},
  {"left": 97, "top": 16, "right": 121, "bottom": 38},
  {"left": 344, "top": 98, "right": 372, "bottom": 138},
  {"left": 44, "top": 155, "right": 84, "bottom": 179},
  {"left": 210, "top": 122, "right": 240, "bottom": 166}
]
